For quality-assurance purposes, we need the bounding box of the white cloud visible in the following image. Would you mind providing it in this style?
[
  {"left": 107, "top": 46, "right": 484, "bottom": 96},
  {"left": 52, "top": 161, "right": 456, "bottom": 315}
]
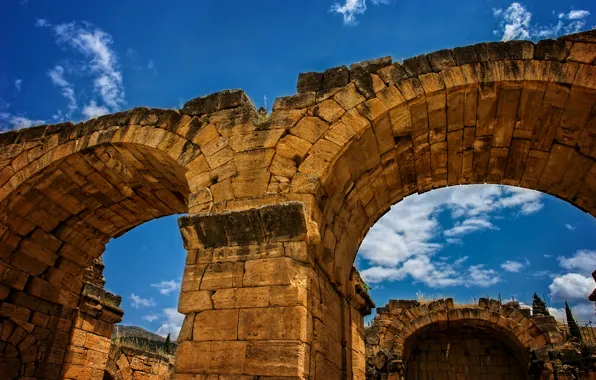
[
  {"left": 0, "top": 113, "right": 45, "bottom": 131},
  {"left": 493, "top": 3, "right": 591, "bottom": 41},
  {"left": 532, "top": 270, "right": 553, "bottom": 279},
  {"left": 130, "top": 293, "right": 155, "bottom": 308},
  {"left": 82, "top": 100, "right": 110, "bottom": 119},
  {"left": 35, "top": 18, "right": 49, "bottom": 28},
  {"left": 53, "top": 22, "right": 124, "bottom": 109},
  {"left": 454, "top": 256, "right": 469, "bottom": 266},
  {"left": 468, "top": 265, "right": 501, "bottom": 287},
  {"left": 565, "top": 224, "right": 576, "bottom": 231},
  {"left": 358, "top": 185, "right": 542, "bottom": 288},
  {"left": 155, "top": 308, "right": 184, "bottom": 340},
  {"left": 14, "top": 79, "right": 22, "bottom": 92},
  {"left": 549, "top": 303, "right": 595, "bottom": 323},
  {"left": 493, "top": 2, "right": 532, "bottom": 41},
  {"left": 142, "top": 314, "right": 159, "bottom": 322},
  {"left": 151, "top": 280, "right": 181, "bottom": 295},
  {"left": 361, "top": 261, "right": 501, "bottom": 288},
  {"left": 544, "top": 254, "right": 553, "bottom": 258},
  {"left": 444, "top": 218, "right": 496, "bottom": 237},
  {"left": 501, "top": 259, "right": 529, "bottom": 273},
  {"left": 446, "top": 238, "right": 462, "bottom": 245},
  {"left": 38, "top": 19, "right": 125, "bottom": 120},
  {"left": 331, "top": 0, "right": 389, "bottom": 26},
  {"left": 48, "top": 65, "right": 77, "bottom": 116},
  {"left": 567, "top": 10, "right": 590, "bottom": 20},
  {"left": 558, "top": 250, "right": 596, "bottom": 276},
  {"left": 549, "top": 273, "right": 594, "bottom": 300}
]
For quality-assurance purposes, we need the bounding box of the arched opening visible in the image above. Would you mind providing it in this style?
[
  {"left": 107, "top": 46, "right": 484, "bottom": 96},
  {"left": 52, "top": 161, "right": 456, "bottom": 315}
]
[
  {"left": 404, "top": 323, "right": 528, "bottom": 380},
  {"left": 0, "top": 125, "right": 193, "bottom": 378}
]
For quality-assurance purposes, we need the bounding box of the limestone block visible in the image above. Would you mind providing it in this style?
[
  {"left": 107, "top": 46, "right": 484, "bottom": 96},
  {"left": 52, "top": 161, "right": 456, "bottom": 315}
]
[
  {"left": 193, "top": 309, "right": 239, "bottom": 341},
  {"left": 313, "top": 99, "right": 346, "bottom": 123},
  {"left": 244, "top": 341, "right": 310, "bottom": 377},
  {"left": 228, "top": 129, "right": 285, "bottom": 152},
  {"left": 244, "top": 257, "right": 312, "bottom": 287},
  {"left": 200, "top": 262, "right": 243, "bottom": 290},
  {"left": 174, "top": 341, "right": 247, "bottom": 375},
  {"left": 238, "top": 306, "right": 311, "bottom": 342},
  {"left": 290, "top": 117, "right": 330, "bottom": 144},
  {"left": 178, "top": 291, "right": 213, "bottom": 314}
]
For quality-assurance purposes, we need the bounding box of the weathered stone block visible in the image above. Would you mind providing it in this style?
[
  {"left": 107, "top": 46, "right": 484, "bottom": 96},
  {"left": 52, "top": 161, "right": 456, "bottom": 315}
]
[
  {"left": 193, "top": 309, "right": 239, "bottom": 341},
  {"left": 238, "top": 306, "right": 311, "bottom": 342}
]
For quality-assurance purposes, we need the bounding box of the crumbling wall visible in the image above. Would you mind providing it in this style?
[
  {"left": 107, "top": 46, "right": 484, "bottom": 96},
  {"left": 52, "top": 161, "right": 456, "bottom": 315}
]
[{"left": 105, "top": 344, "right": 174, "bottom": 380}]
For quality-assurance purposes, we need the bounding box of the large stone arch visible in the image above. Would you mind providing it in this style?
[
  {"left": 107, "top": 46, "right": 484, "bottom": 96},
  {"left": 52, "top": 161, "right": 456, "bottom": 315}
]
[{"left": 0, "top": 30, "right": 593, "bottom": 379}]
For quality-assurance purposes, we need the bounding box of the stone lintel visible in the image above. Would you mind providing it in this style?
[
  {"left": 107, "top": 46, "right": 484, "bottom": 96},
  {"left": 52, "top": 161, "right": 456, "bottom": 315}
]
[{"left": 179, "top": 201, "right": 307, "bottom": 248}]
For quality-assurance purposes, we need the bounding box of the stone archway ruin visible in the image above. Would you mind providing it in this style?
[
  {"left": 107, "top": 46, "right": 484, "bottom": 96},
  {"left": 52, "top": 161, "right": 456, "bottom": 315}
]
[
  {"left": 365, "top": 299, "right": 567, "bottom": 379},
  {"left": 0, "top": 30, "right": 594, "bottom": 379}
]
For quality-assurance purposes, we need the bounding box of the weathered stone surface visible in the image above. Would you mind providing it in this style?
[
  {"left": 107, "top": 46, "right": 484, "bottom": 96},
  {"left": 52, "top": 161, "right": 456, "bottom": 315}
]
[
  {"left": 0, "top": 31, "right": 593, "bottom": 380},
  {"left": 182, "top": 90, "right": 251, "bottom": 116}
]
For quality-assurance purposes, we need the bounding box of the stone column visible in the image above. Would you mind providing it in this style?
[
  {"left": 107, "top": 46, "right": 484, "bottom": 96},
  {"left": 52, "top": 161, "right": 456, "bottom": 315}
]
[
  {"left": 60, "top": 266, "right": 123, "bottom": 380},
  {"left": 174, "top": 201, "right": 374, "bottom": 379}
]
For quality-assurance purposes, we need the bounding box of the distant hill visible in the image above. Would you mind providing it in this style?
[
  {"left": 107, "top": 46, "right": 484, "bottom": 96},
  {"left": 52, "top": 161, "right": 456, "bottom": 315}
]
[{"left": 113, "top": 325, "right": 178, "bottom": 355}]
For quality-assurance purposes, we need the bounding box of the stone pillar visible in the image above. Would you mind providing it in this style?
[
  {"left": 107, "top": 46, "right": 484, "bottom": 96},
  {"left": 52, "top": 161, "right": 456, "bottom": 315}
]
[
  {"left": 175, "top": 201, "right": 374, "bottom": 379},
  {"left": 60, "top": 281, "right": 123, "bottom": 379}
]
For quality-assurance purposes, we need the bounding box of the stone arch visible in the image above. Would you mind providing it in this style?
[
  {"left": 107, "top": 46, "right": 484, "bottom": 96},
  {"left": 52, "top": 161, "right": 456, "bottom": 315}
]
[
  {"left": 367, "top": 299, "right": 563, "bottom": 379},
  {"left": 304, "top": 38, "right": 596, "bottom": 290},
  {"left": 0, "top": 30, "right": 593, "bottom": 379},
  {"left": 0, "top": 317, "right": 43, "bottom": 379}
]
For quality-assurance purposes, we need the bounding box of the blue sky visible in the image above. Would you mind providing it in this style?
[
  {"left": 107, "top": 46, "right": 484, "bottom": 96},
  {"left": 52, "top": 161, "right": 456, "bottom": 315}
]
[{"left": 1, "top": 0, "right": 595, "bottom": 337}]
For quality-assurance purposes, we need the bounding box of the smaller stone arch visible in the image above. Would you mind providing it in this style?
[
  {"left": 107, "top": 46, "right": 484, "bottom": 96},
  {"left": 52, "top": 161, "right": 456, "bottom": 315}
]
[
  {"left": 366, "top": 298, "right": 563, "bottom": 379},
  {"left": 0, "top": 317, "right": 42, "bottom": 379}
]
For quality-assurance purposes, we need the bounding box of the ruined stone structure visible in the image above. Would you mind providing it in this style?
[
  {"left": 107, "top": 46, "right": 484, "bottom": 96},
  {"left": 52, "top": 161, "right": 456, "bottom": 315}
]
[
  {"left": 0, "top": 30, "right": 595, "bottom": 379},
  {"left": 366, "top": 299, "right": 596, "bottom": 380},
  {"left": 104, "top": 344, "right": 174, "bottom": 380}
]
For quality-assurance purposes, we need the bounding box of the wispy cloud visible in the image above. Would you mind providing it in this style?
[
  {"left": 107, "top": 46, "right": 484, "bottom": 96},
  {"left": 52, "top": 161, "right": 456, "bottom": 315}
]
[
  {"left": 14, "top": 79, "right": 22, "bottom": 92},
  {"left": 500, "top": 259, "right": 529, "bottom": 273},
  {"left": 444, "top": 218, "right": 496, "bottom": 237},
  {"left": 142, "top": 314, "right": 159, "bottom": 322},
  {"left": 36, "top": 19, "right": 125, "bottom": 121},
  {"left": 565, "top": 223, "right": 576, "bottom": 231},
  {"left": 359, "top": 185, "right": 542, "bottom": 287},
  {"left": 48, "top": 65, "right": 77, "bottom": 117},
  {"left": 331, "top": 0, "right": 390, "bottom": 26},
  {"left": 151, "top": 279, "right": 181, "bottom": 295},
  {"left": 155, "top": 308, "right": 185, "bottom": 339},
  {"left": 493, "top": 3, "right": 591, "bottom": 41},
  {"left": 82, "top": 100, "right": 109, "bottom": 119},
  {"left": 130, "top": 293, "right": 155, "bottom": 308},
  {"left": 35, "top": 18, "right": 49, "bottom": 28},
  {"left": 468, "top": 265, "right": 501, "bottom": 287},
  {"left": 0, "top": 113, "right": 44, "bottom": 131}
]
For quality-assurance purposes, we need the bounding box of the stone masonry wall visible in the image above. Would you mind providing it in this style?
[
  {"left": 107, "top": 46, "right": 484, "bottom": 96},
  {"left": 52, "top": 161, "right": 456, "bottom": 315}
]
[
  {"left": 405, "top": 327, "right": 525, "bottom": 380},
  {"left": 105, "top": 345, "right": 173, "bottom": 380}
]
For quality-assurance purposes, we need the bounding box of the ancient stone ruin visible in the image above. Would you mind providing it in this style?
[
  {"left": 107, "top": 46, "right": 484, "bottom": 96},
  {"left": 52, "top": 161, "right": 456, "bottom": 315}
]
[
  {"left": 365, "top": 298, "right": 596, "bottom": 379},
  {"left": 0, "top": 30, "right": 595, "bottom": 379}
]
